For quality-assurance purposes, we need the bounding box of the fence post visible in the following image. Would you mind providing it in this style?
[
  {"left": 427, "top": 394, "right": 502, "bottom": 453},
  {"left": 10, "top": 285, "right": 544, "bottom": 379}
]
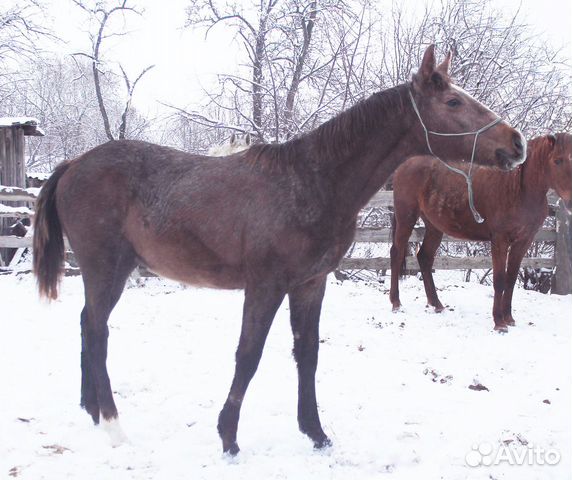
[{"left": 552, "top": 199, "right": 572, "bottom": 295}]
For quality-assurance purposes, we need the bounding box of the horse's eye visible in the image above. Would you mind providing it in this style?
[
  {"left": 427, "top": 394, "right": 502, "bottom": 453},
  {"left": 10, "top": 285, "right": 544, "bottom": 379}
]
[
  {"left": 446, "top": 98, "right": 461, "bottom": 108},
  {"left": 555, "top": 158, "right": 563, "bottom": 165}
]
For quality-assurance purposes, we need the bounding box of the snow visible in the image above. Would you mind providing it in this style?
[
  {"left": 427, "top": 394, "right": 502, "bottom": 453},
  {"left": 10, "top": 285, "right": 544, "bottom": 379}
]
[
  {"left": 0, "top": 117, "right": 45, "bottom": 136},
  {"left": 0, "top": 117, "right": 40, "bottom": 127},
  {"left": 26, "top": 173, "right": 50, "bottom": 181},
  {"left": 0, "top": 272, "right": 570, "bottom": 479},
  {"left": 0, "top": 204, "right": 34, "bottom": 216}
]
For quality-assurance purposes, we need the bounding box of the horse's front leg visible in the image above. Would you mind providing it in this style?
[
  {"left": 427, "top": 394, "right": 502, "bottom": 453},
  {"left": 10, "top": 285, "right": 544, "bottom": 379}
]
[
  {"left": 288, "top": 275, "right": 331, "bottom": 449},
  {"left": 502, "top": 238, "right": 532, "bottom": 326},
  {"left": 491, "top": 240, "right": 509, "bottom": 332},
  {"left": 218, "top": 281, "right": 286, "bottom": 455}
]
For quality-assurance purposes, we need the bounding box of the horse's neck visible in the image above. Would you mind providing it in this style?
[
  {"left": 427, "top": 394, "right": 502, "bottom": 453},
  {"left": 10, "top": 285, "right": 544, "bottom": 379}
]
[
  {"left": 305, "top": 87, "right": 416, "bottom": 223},
  {"left": 520, "top": 143, "right": 549, "bottom": 206},
  {"left": 332, "top": 132, "right": 416, "bottom": 220}
]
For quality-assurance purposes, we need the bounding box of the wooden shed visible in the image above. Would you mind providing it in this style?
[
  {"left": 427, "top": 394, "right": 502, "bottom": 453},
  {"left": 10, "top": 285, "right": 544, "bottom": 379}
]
[{"left": 0, "top": 117, "right": 44, "bottom": 265}]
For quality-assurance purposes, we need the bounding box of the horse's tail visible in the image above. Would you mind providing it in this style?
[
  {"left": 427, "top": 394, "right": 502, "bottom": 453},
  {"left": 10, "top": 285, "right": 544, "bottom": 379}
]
[
  {"left": 390, "top": 211, "right": 407, "bottom": 278},
  {"left": 33, "top": 161, "right": 71, "bottom": 300}
]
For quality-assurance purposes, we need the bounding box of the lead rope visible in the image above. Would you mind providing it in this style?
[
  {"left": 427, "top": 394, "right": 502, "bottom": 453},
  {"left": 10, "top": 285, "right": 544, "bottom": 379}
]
[{"left": 408, "top": 88, "right": 502, "bottom": 224}]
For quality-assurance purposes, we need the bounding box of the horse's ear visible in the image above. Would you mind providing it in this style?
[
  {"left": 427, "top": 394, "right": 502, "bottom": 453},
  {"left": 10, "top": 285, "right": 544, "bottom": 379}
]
[
  {"left": 547, "top": 134, "right": 557, "bottom": 148},
  {"left": 230, "top": 133, "right": 236, "bottom": 145},
  {"left": 437, "top": 50, "right": 452, "bottom": 75},
  {"left": 245, "top": 133, "right": 251, "bottom": 145},
  {"left": 418, "top": 44, "right": 436, "bottom": 81}
]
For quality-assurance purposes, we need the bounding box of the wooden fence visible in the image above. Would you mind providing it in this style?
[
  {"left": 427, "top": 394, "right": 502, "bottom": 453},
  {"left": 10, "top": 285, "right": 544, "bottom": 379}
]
[
  {"left": 0, "top": 186, "right": 566, "bottom": 281},
  {"left": 339, "top": 191, "right": 559, "bottom": 272}
]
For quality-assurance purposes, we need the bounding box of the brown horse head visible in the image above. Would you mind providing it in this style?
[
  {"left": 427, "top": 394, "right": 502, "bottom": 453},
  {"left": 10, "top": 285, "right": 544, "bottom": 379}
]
[
  {"left": 410, "top": 45, "right": 526, "bottom": 171},
  {"left": 545, "top": 133, "right": 572, "bottom": 207}
]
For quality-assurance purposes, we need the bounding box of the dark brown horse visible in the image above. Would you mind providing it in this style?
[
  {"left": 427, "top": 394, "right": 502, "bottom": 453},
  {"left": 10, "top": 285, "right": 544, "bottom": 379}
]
[
  {"left": 390, "top": 133, "right": 572, "bottom": 332},
  {"left": 33, "top": 46, "right": 525, "bottom": 454}
]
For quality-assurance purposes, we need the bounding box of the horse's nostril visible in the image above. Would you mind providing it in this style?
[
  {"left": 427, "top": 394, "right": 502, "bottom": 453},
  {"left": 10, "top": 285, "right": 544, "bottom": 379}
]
[{"left": 513, "top": 134, "right": 524, "bottom": 154}]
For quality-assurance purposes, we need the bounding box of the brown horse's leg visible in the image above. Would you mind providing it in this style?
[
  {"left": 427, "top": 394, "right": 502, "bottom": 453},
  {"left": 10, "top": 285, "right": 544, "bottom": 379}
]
[
  {"left": 417, "top": 220, "right": 444, "bottom": 312},
  {"left": 218, "top": 281, "right": 286, "bottom": 455},
  {"left": 501, "top": 239, "right": 531, "bottom": 327},
  {"left": 76, "top": 241, "right": 136, "bottom": 441},
  {"left": 491, "top": 240, "right": 509, "bottom": 332},
  {"left": 389, "top": 213, "right": 418, "bottom": 310},
  {"left": 288, "top": 275, "right": 330, "bottom": 449}
]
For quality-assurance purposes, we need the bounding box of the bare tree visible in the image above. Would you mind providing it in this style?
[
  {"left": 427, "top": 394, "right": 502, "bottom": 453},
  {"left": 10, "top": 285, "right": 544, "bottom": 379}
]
[
  {"left": 2, "top": 54, "right": 151, "bottom": 171},
  {"left": 378, "top": 0, "right": 572, "bottom": 136},
  {"left": 0, "top": 0, "right": 55, "bottom": 103},
  {"left": 185, "top": 0, "right": 368, "bottom": 142},
  {"left": 71, "top": 0, "right": 154, "bottom": 140}
]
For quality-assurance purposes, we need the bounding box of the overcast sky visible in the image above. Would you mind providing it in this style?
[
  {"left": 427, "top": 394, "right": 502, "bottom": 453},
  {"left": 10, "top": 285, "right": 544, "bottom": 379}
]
[{"left": 39, "top": 0, "right": 572, "bottom": 116}]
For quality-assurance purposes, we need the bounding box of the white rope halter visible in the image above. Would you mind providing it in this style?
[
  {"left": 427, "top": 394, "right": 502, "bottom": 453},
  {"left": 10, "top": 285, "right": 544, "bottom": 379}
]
[{"left": 408, "top": 88, "right": 502, "bottom": 223}]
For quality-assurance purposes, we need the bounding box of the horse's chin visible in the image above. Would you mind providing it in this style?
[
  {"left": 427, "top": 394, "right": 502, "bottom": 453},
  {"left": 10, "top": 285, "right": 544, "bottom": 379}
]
[{"left": 495, "top": 149, "right": 525, "bottom": 171}]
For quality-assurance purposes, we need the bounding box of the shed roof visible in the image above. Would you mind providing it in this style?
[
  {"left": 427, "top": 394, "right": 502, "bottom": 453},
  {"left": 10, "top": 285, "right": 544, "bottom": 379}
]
[{"left": 0, "top": 117, "right": 45, "bottom": 136}]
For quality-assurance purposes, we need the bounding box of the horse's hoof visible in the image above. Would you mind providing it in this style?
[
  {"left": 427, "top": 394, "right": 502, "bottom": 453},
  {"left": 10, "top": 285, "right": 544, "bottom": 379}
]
[
  {"left": 313, "top": 436, "right": 333, "bottom": 450},
  {"left": 223, "top": 442, "right": 240, "bottom": 456},
  {"left": 504, "top": 318, "right": 516, "bottom": 327},
  {"left": 391, "top": 303, "right": 402, "bottom": 312},
  {"left": 434, "top": 305, "right": 445, "bottom": 313},
  {"left": 101, "top": 417, "right": 129, "bottom": 447},
  {"left": 493, "top": 324, "right": 509, "bottom": 334}
]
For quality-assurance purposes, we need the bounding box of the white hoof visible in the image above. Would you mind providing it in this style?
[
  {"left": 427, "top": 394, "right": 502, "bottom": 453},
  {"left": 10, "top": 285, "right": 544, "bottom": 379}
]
[{"left": 101, "top": 417, "right": 129, "bottom": 447}]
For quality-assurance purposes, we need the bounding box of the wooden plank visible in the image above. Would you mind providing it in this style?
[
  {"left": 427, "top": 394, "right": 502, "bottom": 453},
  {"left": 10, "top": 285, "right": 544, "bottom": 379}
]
[
  {"left": 365, "top": 190, "right": 559, "bottom": 210},
  {"left": 339, "top": 256, "right": 555, "bottom": 271},
  {"left": 353, "top": 227, "right": 556, "bottom": 243},
  {"left": 0, "top": 236, "right": 33, "bottom": 248},
  {"left": 0, "top": 205, "right": 34, "bottom": 218},
  {"left": 552, "top": 200, "right": 572, "bottom": 294},
  {"left": 0, "top": 236, "right": 71, "bottom": 249},
  {"left": 0, "top": 185, "right": 39, "bottom": 202}
]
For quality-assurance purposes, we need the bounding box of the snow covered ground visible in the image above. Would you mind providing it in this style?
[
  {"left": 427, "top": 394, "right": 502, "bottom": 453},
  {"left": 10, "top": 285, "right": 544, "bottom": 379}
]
[{"left": 1, "top": 272, "right": 570, "bottom": 480}]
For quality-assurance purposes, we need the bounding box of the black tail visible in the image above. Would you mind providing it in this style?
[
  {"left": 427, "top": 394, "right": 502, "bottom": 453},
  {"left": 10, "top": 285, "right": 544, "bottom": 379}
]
[
  {"left": 390, "top": 212, "right": 407, "bottom": 278},
  {"left": 33, "top": 161, "right": 71, "bottom": 300}
]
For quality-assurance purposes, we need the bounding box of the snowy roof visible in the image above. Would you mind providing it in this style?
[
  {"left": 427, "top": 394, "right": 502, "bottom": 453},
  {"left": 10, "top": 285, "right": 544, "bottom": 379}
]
[
  {"left": 0, "top": 117, "right": 44, "bottom": 136},
  {"left": 27, "top": 172, "right": 50, "bottom": 180}
]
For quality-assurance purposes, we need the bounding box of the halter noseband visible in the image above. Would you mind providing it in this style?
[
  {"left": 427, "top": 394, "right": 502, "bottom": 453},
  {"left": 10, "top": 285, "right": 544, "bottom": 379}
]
[{"left": 408, "top": 88, "right": 502, "bottom": 223}]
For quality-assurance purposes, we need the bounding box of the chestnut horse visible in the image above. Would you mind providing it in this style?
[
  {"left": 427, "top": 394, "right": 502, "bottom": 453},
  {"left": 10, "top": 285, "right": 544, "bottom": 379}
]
[
  {"left": 390, "top": 133, "right": 571, "bottom": 332},
  {"left": 33, "top": 46, "right": 525, "bottom": 454}
]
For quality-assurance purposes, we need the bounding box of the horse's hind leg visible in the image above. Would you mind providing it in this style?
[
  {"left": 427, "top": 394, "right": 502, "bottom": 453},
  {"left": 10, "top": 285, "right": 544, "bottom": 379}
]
[
  {"left": 390, "top": 210, "right": 418, "bottom": 310},
  {"left": 491, "top": 240, "right": 509, "bottom": 332},
  {"left": 288, "top": 275, "right": 330, "bottom": 449},
  {"left": 417, "top": 219, "right": 444, "bottom": 312},
  {"left": 76, "top": 240, "right": 136, "bottom": 441},
  {"left": 218, "top": 280, "right": 286, "bottom": 455},
  {"left": 500, "top": 239, "right": 530, "bottom": 327}
]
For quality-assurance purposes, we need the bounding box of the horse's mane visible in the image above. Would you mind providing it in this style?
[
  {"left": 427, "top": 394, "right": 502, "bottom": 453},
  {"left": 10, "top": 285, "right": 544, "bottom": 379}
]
[{"left": 246, "top": 84, "right": 409, "bottom": 172}]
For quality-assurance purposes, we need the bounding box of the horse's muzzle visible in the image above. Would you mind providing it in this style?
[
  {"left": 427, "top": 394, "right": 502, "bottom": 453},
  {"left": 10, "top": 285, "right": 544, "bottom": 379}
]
[
  {"left": 495, "top": 150, "right": 524, "bottom": 171},
  {"left": 494, "top": 131, "right": 527, "bottom": 171}
]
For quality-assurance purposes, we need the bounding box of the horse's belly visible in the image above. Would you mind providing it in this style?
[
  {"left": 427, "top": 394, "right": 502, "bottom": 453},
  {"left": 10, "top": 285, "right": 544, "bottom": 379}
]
[
  {"left": 126, "top": 216, "right": 245, "bottom": 289},
  {"left": 147, "top": 260, "right": 245, "bottom": 290}
]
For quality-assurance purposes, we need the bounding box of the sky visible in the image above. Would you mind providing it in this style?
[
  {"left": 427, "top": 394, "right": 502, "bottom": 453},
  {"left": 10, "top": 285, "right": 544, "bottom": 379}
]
[{"left": 24, "top": 0, "right": 572, "bottom": 117}]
